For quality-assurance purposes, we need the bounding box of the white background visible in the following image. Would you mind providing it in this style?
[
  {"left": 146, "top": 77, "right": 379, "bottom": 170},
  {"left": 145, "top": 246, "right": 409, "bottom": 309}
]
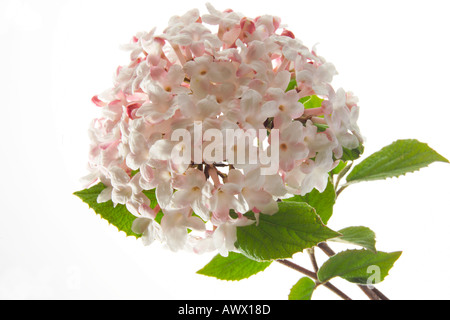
[{"left": 1, "top": 0, "right": 450, "bottom": 300}]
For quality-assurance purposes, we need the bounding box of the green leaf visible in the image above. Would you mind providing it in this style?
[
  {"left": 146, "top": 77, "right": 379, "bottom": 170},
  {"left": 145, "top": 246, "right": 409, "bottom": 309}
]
[
  {"left": 301, "top": 95, "right": 324, "bottom": 110},
  {"left": 74, "top": 183, "right": 141, "bottom": 238},
  {"left": 286, "top": 79, "right": 297, "bottom": 92},
  {"left": 330, "top": 226, "right": 377, "bottom": 252},
  {"left": 314, "top": 123, "right": 328, "bottom": 132},
  {"left": 235, "top": 202, "right": 341, "bottom": 261},
  {"left": 317, "top": 250, "right": 402, "bottom": 284},
  {"left": 197, "top": 252, "right": 272, "bottom": 281},
  {"left": 331, "top": 161, "right": 348, "bottom": 176},
  {"left": 288, "top": 277, "right": 316, "bottom": 300},
  {"left": 287, "top": 178, "right": 336, "bottom": 224},
  {"left": 341, "top": 144, "right": 364, "bottom": 162},
  {"left": 346, "top": 139, "right": 449, "bottom": 184}
]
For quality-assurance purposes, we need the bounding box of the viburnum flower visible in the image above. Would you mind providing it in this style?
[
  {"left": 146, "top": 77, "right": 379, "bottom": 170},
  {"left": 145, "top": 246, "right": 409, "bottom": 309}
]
[{"left": 82, "top": 3, "right": 363, "bottom": 257}]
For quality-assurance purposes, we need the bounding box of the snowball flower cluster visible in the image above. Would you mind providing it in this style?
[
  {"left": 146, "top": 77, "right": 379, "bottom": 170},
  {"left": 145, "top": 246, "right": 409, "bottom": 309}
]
[{"left": 82, "top": 4, "right": 363, "bottom": 256}]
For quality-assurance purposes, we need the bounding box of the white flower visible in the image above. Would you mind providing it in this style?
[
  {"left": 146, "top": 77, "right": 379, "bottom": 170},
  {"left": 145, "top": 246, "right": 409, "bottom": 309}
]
[
  {"left": 160, "top": 208, "right": 206, "bottom": 252},
  {"left": 82, "top": 4, "right": 362, "bottom": 256},
  {"left": 171, "top": 168, "right": 212, "bottom": 221},
  {"left": 212, "top": 217, "right": 254, "bottom": 257},
  {"left": 131, "top": 204, "right": 162, "bottom": 246},
  {"left": 276, "top": 121, "right": 309, "bottom": 172},
  {"left": 108, "top": 167, "right": 150, "bottom": 216},
  {"left": 139, "top": 160, "right": 174, "bottom": 210},
  {"left": 300, "top": 150, "right": 338, "bottom": 195},
  {"left": 296, "top": 59, "right": 338, "bottom": 96}
]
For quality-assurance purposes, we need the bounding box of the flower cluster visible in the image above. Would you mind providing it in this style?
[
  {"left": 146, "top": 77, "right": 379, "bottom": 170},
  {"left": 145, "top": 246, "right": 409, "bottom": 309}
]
[{"left": 82, "top": 4, "right": 362, "bottom": 256}]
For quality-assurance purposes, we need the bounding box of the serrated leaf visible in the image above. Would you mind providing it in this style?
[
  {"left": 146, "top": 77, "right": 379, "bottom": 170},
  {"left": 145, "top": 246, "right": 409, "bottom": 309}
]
[
  {"left": 197, "top": 252, "right": 272, "bottom": 281},
  {"left": 235, "top": 202, "right": 341, "bottom": 262},
  {"left": 317, "top": 250, "right": 402, "bottom": 284},
  {"left": 288, "top": 277, "right": 316, "bottom": 300},
  {"left": 330, "top": 226, "right": 377, "bottom": 252},
  {"left": 287, "top": 178, "right": 336, "bottom": 224},
  {"left": 74, "top": 183, "right": 141, "bottom": 238},
  {"left": 346, "top": 139, "right": 449, "bottom": 184}
]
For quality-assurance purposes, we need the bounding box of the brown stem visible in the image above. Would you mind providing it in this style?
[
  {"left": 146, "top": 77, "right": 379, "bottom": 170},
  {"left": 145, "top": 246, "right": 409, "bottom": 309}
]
[
  {"left": 335, "top": 185, "right": 348, "bottom": 198},
  {"left": 277, "top": 259, "right": 316, "bottom": 279},
  {"left": 277, "top": 260, "right": 352, "bottom": 301},
  {"left": 371, "top": 288, "right": 389, "bottom": 300},
  {"left": 307, "top": 248, "right": 319, "bottom": 273},
  {"left": 357, "top": 285, "right": 381, "bottom": 301}
]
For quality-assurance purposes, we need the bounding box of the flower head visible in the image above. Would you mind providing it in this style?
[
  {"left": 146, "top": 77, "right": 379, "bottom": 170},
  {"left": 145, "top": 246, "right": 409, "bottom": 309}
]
[{"left": 83, "top": 3, "right": 362, "bottom": 256}]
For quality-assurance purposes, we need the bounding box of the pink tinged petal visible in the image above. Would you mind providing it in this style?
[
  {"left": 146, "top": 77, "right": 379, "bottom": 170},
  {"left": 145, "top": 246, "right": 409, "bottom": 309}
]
[
  {"left": 296, "top": 69, "right": 313, "bottom": 84},
  {"left": 236, "top": 64, "right": 254, "bottom": 78},
  {"left": 226, "top": 169, "right": 245, "bottom": 186},
  {"left": 261, "top": 101, "right": 278, "bottom": 118},
  {"left": 192, "top": 198, "right": 210, "bottom": 221},
  {"left": 131, "top": 217, "right": 151, "bottom": 235},
  {"left": 171, "top": 189, "right": 195, "bottom": 207},
  {"left": 299, "top": 174, "right": 316, "bottom": 196},
  {"left": 140, "top": 165, "right": 157, "bottom": 190},
  {"left": 240, "top": 89, "right": 262, "bottom": 113},
  {"left": 282, "top": 121, "right": 304, "bottom": 143},
  {"left": 339, "top": 132, "right": 359, "bottom": 150},
  {"left": 243, "top": 168, "right": 264, "bottom": 190},
  {"left": 230, "top": 193, "right": 249, "bottom": 214},
  {"left": 213, "top": 223, "right": 240, "bottom": 257},
  {"left": 149, "top": 139, "right": 175, "bottom": 161},
  {"left": 281, "top": 29, "right": 295, "bottom": 39},
  {"left": 212, "top": 227, "right": 229, "bottom": 257},
  {"left": 97, "top": 186, "right": 113, "bottom": 203},
  {"left": 264, "top": 174, "right": 287, "bottom": 197},
  {"left": 156, "top": 181, "right": 173, "bottom": 209},
  {"left": 185, "top": 168, "right": 207, "bottom": 188},
  {"left": 279, "top": 156, "right": 295, "bottom": 172},
  {"left": 246, "top": 41, "right": 266, "bottom": 61},
  {"left": 210, "top": 192, "right": 231, "bottom": 222},
  {"left": 141, "top": 223, "right": 160, "bottom": 246},
  {"left": 286, "top": 102, "right": 304, "bottom": 120},
  {"left": 317, "top": 62, "right": 338, "bottom": 83},
  {"left": 127, "top": 153, "right": 146, "bottom": 172},
  {"left": 139, "top": 203, "right": 157, "bottom": 219},
  {"left": 197, "top": 96, "right": 220, "bottom": 118},
  {"left": 169, "top": 156, "right": 190, "bottom": 175},
  {"left": 222, "top": 25, "right": 241, "bottom": 45},
  {"left": 112, "top": 186, "right": 132, "bottom": 205},
  {"left": 243, "top": 188, "right": 272, "bottom": 209},
  {"left": 126, "top": 102, "right": 142, "bottom": 120},
  {"left": 92, "top": 96, "right": 106, "bottom": 107},
  {"left": 260, "top": 199, "right": 279, "bottom": 215},
  {"left": 220, "top": 182, "right": 242, "bottom": 195},
  {"left": 160, "top": 212, "right": 189, "bottom": 252},
  {"left": 170, "top": 34, "right": 193, "bottom": 46},
  {"left": 167, "top": 64, "right": 185, "bottom": 84},
  {"left": 80, "top": 172, "right": 100, "bottom": 188},
  {"left": 190, "top": 42, "right": 206, "bottom": 56},
  {"left": 164, "top": 225, "right": 187, "bottom": 252},
  {"left": 129, "top": 173, "right": 143, "bottom": 194},
  {"left": 109, "top": 167, "right": 130, "bottom": 186},
  {"left": 189, "top": 76, "right": 211, "bottom": 99},
  {"left": 273, "top": 70, "right": 291, "bottom": 91},
  {"left": 186, "top": 216, "right": 206, "bottom": 232},
  {"left": 240, "top": 17, "right": 256, "bottom": 36}
]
